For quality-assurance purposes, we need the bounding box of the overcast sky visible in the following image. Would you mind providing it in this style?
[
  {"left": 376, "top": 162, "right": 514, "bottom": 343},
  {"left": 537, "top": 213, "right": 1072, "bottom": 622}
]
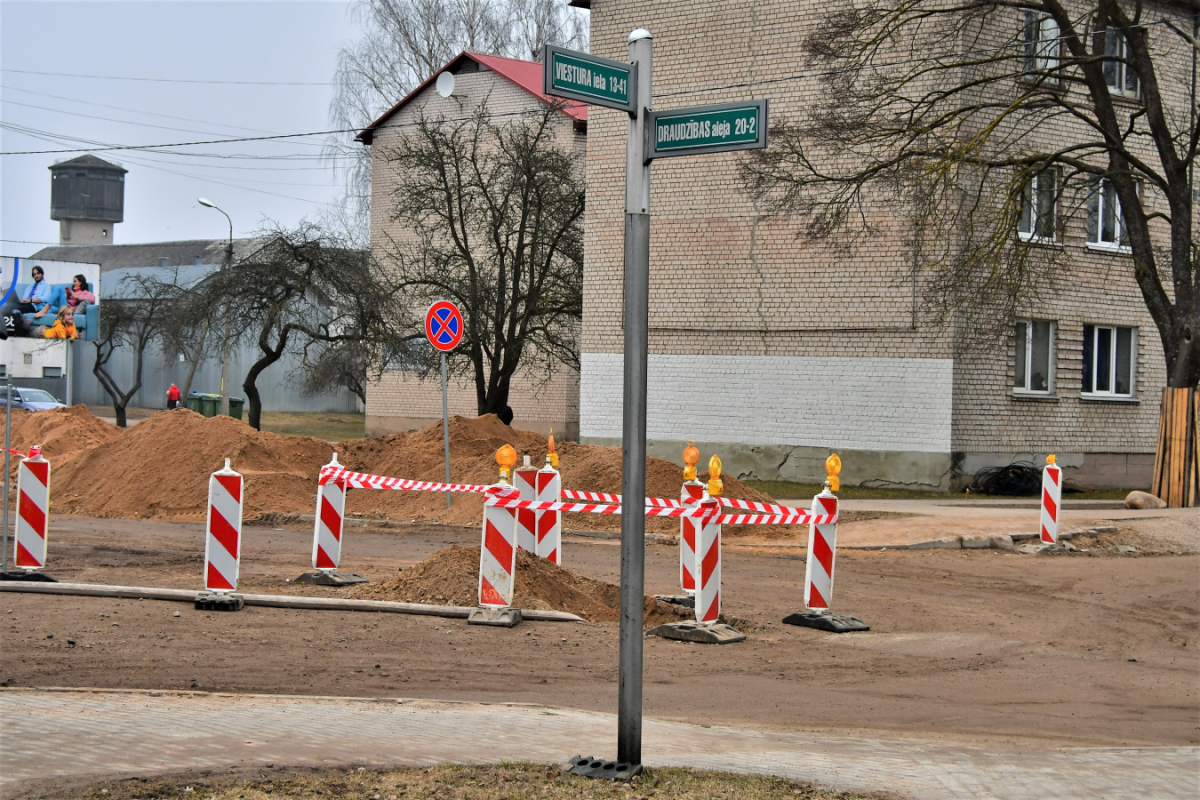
[{"left": 1, "top": 0, "right": 360, "bottom": 252}]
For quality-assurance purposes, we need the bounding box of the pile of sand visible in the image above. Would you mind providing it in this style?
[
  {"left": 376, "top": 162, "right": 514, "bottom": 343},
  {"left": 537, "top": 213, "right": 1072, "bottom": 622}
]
[
  {"left": 50, "top": 408, "right": 335, "bottom": 519},
  {"left": 8, "top": 406, "right": 121, "bottom": 461},
  {"left": 349, "top": 545, "right": 689, "bottom": 626},
  {"left": 341, "top": 414, "right": 786, "bottom": 537}
]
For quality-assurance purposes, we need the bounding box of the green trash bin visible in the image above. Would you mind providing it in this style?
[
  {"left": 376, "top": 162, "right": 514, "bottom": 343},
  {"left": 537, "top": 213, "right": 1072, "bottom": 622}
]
[
  {"left": 199, "top": 393, "right": 220, "bottom": 418},
  {"left": 185, "top": 393, "right": 204, "bottom": 414},
  {"left": 228, "top": 397, "right": 245, "bottom": 421}
]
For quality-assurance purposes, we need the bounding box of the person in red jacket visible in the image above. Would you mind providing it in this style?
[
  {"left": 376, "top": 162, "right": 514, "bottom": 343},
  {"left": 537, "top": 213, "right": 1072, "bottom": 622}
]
[{"left": 167, "top": 384, "right": 181, "bottom": 410}]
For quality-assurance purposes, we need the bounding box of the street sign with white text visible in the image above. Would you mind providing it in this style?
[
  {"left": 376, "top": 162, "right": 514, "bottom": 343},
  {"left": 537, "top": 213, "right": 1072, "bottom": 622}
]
[
  {"left": 543, "top": 45, "right": 636, "bottom": 114},
  {"left": 648, "top": 100, "right": 768, "bottom": 159}
]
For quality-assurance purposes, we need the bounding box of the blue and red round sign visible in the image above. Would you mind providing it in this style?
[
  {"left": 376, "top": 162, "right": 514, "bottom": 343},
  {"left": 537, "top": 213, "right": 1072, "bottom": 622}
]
[{"left": 425, "top": 300, "right": 463, "bottom": 352}]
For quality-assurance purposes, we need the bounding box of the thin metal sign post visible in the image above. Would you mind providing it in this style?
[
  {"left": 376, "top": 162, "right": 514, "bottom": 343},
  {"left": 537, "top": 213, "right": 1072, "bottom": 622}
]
[
  {"left": 440, "top": 352, "right": 451, "bottom": 509},
  {"left": 545, "top": 30, "right": 768, "bottom": 770},
  {"left": 2, "top": 377, "right": 10, "bottom": 574},
  {"left": 425, "top": 300, "right": 464, "bottom": 510}
]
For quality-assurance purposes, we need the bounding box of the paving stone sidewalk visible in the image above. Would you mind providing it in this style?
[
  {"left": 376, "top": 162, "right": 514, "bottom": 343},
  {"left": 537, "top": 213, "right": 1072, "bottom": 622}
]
[{"left": 2, "top": 689, "right": 1196, "bottom": 800}]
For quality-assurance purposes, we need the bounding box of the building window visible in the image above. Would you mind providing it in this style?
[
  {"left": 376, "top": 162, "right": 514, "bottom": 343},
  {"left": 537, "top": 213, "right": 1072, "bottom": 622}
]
[
  {"left": 1015, "top": 320, "right": 1054, "bottom": 393},
  {"left": 1102, "top": 28, "right": 1140, "bottom": 98},
  {"left": 1082, "top": 324, "right": 1135, "bottom": 397},
  {"left": 42, "top": 367, "right": 62, "bottom": 378},
  {"left": 1087, "top": 178, "right": 1135, "bottom": 250},
  {"left": 1018, "top": 170, "right": 1058, "bottom": 242},
  {"left": 1024, "top": 12, "right": 1061, "bottom": 75}
]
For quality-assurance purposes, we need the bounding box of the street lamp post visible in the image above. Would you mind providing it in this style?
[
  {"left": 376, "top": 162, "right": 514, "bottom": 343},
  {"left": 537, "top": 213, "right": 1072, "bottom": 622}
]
[{"left": 198, "top": 198, "right": 234, "bottom": 417}]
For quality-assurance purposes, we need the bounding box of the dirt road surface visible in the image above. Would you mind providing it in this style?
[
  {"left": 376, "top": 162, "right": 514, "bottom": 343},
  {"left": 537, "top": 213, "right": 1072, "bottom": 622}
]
[{"left": 1, "top": 515, "right": 1196, "bottom": 750}]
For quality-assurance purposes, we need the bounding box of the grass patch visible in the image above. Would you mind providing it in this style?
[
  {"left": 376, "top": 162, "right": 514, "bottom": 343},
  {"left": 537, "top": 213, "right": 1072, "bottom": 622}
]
[
  {"left": 258, "top": 411, "right": 365, "bottom": 441},
  {"left": 744, "top": 479, "right": 1141, "bottom": 502},
  {"left": 69, "top": 764, "right": 888, "bottom": 800}
]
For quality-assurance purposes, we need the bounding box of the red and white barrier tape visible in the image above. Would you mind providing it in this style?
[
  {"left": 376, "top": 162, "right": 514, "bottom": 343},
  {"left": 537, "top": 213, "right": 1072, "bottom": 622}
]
[
  {"left": 562, "top": 489, "right": 684, "bottom": 508},
  {"left": 489, "top": 495, "right": 835, "bottom": 524},
  {"left": 319, "top": 465, "right": 514, "bottom": 496}
]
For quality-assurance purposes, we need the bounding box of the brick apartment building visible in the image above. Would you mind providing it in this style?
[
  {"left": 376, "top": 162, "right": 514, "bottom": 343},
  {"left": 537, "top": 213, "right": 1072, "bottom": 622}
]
[
  {"left": 567, "top": 0, "right": 1193, "bottom": 490},
  {"left": 358, "top": 52, "right": 588, "bottom": 439}
]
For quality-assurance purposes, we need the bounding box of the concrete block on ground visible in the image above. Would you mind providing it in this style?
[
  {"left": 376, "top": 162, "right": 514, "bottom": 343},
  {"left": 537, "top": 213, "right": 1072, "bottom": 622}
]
[
  {"left": 293, "top": 571, "right": 368, "bottom": 586},
  {"left": 906, "top": 537, "right": 962, "bottom": 550},
  {"left": 647, "top": 621, "right": 745, "bottom": 644},
  {"left": 467, "top": 607, "right": 522, "bottom": 627}
]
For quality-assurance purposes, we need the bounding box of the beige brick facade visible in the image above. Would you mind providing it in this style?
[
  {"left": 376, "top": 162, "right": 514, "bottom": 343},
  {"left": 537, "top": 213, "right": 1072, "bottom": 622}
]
[
  {"left": 363, "top": 56, "right": 586, "bottom": 438},
  {"left": 577, "top": 0, "right": 1190, "bottom": 489}
]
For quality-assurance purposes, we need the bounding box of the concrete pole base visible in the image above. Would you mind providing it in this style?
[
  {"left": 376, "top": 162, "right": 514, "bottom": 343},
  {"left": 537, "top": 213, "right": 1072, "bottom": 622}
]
[
  {"left": 782, "top": 611, "right": 870, "bottom": 632},
  {"left": 647, "top": 621, "right": 745, "bottom": 644},
  {"left": 467, "top": 607, "right": 522, "bottom": 627}
]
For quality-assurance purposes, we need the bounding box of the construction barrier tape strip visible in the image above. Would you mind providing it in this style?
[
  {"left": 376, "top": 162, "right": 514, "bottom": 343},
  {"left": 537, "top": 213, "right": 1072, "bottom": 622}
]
[
  {"left": 561, "top": 489, "right": 684, "bottom": 508},
  {"left": 319, "top": 466, "right": 514, "bottom": 496},
  {"left": 488, "top": 495, "right": 836, "bottom": 525},
  {"left": 4, "top": 448, "right": 31, "bottom": 459}
]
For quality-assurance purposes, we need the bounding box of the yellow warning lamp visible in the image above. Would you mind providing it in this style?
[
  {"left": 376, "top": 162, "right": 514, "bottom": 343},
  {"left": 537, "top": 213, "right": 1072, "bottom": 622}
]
[
  {"left": 547, "top": 429, "right": 559, "bottom": 468},
  {"left": 825, "top": 453, "right": 842, "bottom": 493},
  {"left": 496, "top": 444, "right": 517, "bottom": 482},
  {"left": 707, "top": 454, "right": 723, "bottom": 497},
  {"left": 1047, "top": 454, "right": 1056, "bottom": 465},
  {"left": 682, "top": 442, "right": 700, "bottom": 482}
]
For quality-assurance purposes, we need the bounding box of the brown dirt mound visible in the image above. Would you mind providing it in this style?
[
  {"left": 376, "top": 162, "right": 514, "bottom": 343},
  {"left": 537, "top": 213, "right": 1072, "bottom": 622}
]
[
  {"left": 348, "top": 545, "right": 689, "bottom": 626},
  {"left": 340, "top": 414, "right": 787, "bottom": 538},
  {"left": 8, "top": 405, "right": 121, "bottom": 461},
  {"left": 50, "top": 408, "right": 335, "bottom": 520}
]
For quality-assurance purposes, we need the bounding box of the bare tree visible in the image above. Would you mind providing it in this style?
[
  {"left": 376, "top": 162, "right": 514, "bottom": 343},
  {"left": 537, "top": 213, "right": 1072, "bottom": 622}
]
[
  {"left": 380, "top": 102, "right": 584, "bottom": 415},
  {"left": 326, "top": 0, "right": 588, "bottom": 219},
  {"left": 742, "top": 0, "right": 1197, "bottom": 387},
  {"left": 201, "top": 223, "right": 395, "bottom": 430},
  {"left": 91, "top": 274, "right": 173, "bottom": 428}
]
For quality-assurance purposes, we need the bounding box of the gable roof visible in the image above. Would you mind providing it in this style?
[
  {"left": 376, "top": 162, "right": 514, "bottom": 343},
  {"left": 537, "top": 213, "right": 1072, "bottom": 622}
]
[
  {"left": 356, "top": 51, "right": 586, "bottom": 145},
  {"left": 49, "top": 154, "right": 128, "bottom": 173},
  {"left": 30, "top": 239, "right": 261, "bottom": 273}
]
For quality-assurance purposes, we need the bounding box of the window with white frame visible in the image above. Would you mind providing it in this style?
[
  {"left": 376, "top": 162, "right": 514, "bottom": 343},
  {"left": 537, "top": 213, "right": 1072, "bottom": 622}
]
[
  {"left": 1015, "top": 320, "right": 1054, "bottom": 393},
  {"left": 1087, "top": 178, "right": 1134, "bottom": 250},
  {"left": 1023, "top": 12, "right": 1061, "bottom": 74},
  {"left": 1102, "top": 27, "right": 1140, "bottom": 98},
  {"left": 1018, "top": 170, "right": 1058, "bottom": 242},
  {"left": 1082, "top": 324, "right": 1135, "bottom": 396}
]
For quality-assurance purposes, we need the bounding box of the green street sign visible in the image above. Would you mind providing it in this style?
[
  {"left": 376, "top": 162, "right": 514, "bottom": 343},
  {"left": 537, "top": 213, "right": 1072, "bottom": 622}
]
[
  {"left": 542, "top": 45, "right": 636, "bottom": 114},
  {"left": 648, "top": 100, "right": 769, "bottom": 159}
]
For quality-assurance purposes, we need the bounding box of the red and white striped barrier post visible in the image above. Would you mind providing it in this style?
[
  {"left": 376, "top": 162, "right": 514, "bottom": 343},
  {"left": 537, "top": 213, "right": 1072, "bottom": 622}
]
[
  {"left": 203, "top": 459, "right": 243, "bottom": 592},
  {"left": 694, "top": 455, "right": 724, "bottom": 624},
  {"left": 514, "top": 457, "right": 539, "bottom": 553},
  {"left": 472, "top": 445, "right": 521, "bottom": 626},
  {"left": 13, "top": 446, "right": 50, "bottom": 573},
  {"left": 536, "top": 441, "right": 562, "bottom": 564},
  {"left": 312, "top": 453, "right": 346, "bottom": 572},
  {"left": 679, "top": 444, "right": 703, "bottom": 596},
  {"left": 1040, "top": 454, "right": 1061, "bottom": 544},
  {"left": 785, "top": 454, "right": 867, "bottom": 632}
]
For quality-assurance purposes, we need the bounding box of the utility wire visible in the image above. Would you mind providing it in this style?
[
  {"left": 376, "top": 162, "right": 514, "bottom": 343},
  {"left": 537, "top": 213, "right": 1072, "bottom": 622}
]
[{"left": 0, "top": 67, "right": 332, "bottom": 86}]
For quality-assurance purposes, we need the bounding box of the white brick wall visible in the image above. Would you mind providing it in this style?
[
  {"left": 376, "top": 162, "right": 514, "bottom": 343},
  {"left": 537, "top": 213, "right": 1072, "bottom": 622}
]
[{"left": 580, "top": 353, "right": 953, "bottom": 452}]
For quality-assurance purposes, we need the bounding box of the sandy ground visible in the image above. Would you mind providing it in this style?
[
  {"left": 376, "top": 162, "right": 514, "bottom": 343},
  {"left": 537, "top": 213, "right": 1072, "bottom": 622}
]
[{"left": 2, "top": 514, "right": 1197, "bottom": 751}]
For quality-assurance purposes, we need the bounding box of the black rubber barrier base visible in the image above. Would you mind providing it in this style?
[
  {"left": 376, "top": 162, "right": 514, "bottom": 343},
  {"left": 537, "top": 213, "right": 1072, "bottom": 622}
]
[
  {"left": 653, "top": 593, "right": 695, "bottom": 608},
  {"left": 293, "top": 571, "right": 369, "bottom": 586},
  {"left": 0, "top": 570, "right": 57, "bottom": 582},
  {"left": 782, "top": 611, "right": 870, "bottom": 632},
  {"left": 562, "top": 755, "right": 642, "bottom": 782},
  {"left": 647, "top": 621, "right": 746, "bottom": 644},
  {"left": 194, "top": 592, "right": 244, "bottom": 611}
]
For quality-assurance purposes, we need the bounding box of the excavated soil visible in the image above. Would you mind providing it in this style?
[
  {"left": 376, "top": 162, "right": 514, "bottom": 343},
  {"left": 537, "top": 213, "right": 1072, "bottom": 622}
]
[
  {"left": 49, "top": 408, "right": 332, "bottom": 520},
  {"left": 10, "top": 407, "right": 785, "bottom": 537},
  {"left": 348, "top": 545, "right": 689, "bottom": 626}
]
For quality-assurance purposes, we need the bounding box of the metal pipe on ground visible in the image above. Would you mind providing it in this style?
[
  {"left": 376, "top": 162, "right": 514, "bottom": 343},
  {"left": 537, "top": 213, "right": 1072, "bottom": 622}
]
[{"left": 0, "top": 581, "right": 584, "bottom": 622}]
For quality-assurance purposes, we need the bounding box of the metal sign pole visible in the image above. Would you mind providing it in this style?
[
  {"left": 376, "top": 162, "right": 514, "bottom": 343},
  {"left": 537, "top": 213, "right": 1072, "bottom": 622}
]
[
  {"left": 2, "top": 376, "right": 10, "bottom": 573},
  {"left": 441, "top": 351, "right": 451, "bottom": 509},
  {"left": 618, "top": 27, "right": 653, "bottom": 768}
]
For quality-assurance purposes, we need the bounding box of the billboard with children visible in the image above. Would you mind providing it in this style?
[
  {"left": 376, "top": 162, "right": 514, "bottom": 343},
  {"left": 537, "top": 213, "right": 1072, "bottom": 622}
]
[{"left": 0, "top": 256, "right": 101, "bottom": 341}]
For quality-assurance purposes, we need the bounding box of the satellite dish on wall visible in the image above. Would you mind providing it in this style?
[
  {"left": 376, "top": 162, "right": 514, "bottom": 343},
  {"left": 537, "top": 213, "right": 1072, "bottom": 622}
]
[{"left": 435, "top": 72, "right": 455, "bottom": 98}]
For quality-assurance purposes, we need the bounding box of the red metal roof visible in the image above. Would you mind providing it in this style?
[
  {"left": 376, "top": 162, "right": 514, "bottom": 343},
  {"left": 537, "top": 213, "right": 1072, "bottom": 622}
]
[{"left": 356, "top": 51, "right": 586, "bottom": 144}]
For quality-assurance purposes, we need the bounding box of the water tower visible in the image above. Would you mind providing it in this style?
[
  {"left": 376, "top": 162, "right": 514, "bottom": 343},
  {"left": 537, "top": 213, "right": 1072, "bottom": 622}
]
[{"left": 49, "top": 154, "right": 127, "bottom": 244}]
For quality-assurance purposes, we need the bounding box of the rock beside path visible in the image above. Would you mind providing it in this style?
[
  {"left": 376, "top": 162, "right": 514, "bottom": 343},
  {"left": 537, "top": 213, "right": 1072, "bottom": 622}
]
[{"left": 1125, "top": 490, "right": 1167, "bottom": 509}]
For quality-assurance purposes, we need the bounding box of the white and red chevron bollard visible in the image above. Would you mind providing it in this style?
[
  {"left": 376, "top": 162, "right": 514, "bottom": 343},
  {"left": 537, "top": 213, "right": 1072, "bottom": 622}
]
[
  {"left": 694, "top": 494, "right": 721, "bottom": 623},
  {"left": 1040, "top": 454, "right": 1062, "bottom": 544},
  {"left": 804, "top": 488, "right": 839, "bottom": 611},
  {"left": 536, "top": 456, "right": 562, "bottom": 564},
  {"left": 13, "top": 446, "right": 50, "bottom": 572},
  {"left": 514, "top": 457, "right": 538, "bottom": 553},
  {"left": 312, "top": 453, "right": 346, "bottom": 571},
  {"left": 204, "top": 459, "right": 243, "bottom": 592},
  {"left": 474, "top": 445, "right": 520, "bottom": 625},
  {"left": 679, "top": 444, "right": 702, "bottom": 595}
]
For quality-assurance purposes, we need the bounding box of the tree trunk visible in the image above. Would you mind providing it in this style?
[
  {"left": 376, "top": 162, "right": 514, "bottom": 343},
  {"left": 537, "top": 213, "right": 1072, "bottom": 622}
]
[
  {"left": 242, "top": 347, "right": 285, "bottom": 431},
  {"left": 181, "top": 319, "right": 210, "bottom": 398},
  {"left": 114, "top": 404, "right": 127, "bottom": 428},
  {"left": 478, "top": 374, "right": 511, "bottom": 419}
]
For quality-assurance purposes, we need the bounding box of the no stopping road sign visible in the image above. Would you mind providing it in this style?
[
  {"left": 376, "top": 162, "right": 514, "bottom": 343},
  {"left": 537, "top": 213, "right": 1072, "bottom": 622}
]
[{"left": 425, "top": 300, "right": 463, "bottom": 352}]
